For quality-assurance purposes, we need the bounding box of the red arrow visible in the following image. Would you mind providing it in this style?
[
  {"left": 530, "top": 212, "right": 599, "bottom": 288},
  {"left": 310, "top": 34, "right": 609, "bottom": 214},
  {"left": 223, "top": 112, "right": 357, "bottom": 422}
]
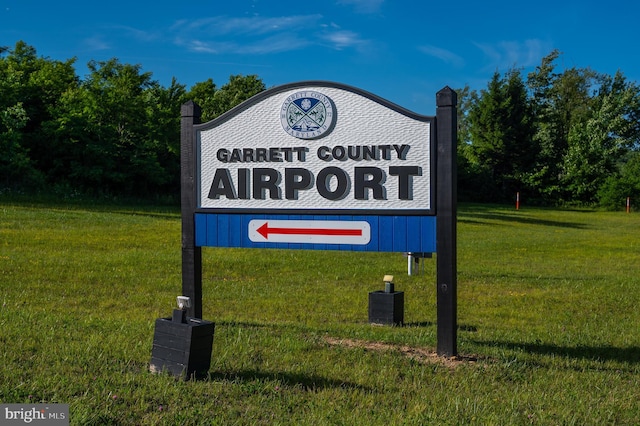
[{"left": 256, "top": 222, "right": 363, "bottom": 239}]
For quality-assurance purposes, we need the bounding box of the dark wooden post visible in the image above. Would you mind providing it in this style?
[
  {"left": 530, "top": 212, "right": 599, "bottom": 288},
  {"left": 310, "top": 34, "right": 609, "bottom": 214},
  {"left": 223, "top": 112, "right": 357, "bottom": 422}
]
[
  {"left": 435, "top": 87, "right": 458, "bottom": 357},
  {"left": 181, "top": 101, "right": 203, "bottom": 319}
]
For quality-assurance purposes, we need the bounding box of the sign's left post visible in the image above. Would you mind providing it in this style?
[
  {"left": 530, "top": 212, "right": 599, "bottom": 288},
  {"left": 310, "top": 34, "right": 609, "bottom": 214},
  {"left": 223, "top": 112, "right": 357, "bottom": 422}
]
[
  {"left": 180, "top": 100, "right": 203, "bottom": 319},
  {"left": 149, "top": 101, "right": 215, "bottom": 380}
]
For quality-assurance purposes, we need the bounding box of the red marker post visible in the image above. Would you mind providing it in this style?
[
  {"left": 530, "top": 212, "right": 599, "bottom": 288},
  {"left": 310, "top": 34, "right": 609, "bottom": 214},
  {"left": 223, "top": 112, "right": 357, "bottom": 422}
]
[
  {"left": 516, "top": 192, "right": 520, "bottom": 210},
  {"left": 627, "top": 197, "right": 631, "bottom": 214}
]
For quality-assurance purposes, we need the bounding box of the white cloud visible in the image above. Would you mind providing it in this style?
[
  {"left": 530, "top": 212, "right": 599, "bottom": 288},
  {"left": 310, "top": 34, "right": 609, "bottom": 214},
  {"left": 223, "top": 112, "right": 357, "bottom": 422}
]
[
  {"left": 112, "top": 25, "right": 160, "bottom": 43},
  {"left": 175, "top": 34, "right": 310, "bottom": 55},
  {"left": 74, "top": 12, "right": 372, "bottom": 59},
  {"left": 240, "top": 34, "right": 311, "bottom": 54},
  {"left": 180, "top": 39, "right": 226, "bottom": 54},
  {"left": 172, "top": 14, "right": 368, "bottom": 55},
  {"left": 78, "top": 26, "right": 159, "bottom": 55},
  {"left": 173, "top": 15, "right": 323, "bottom": 37},
  {"left": 474, "top": 39, "right": 551, "bottom": 71},
  {"left": 82, "top": 36, "right": 110, "bottom": 52},
  {"left": 418, "top": 44, "right": 465, "bottom": 68},
  {"left": 321, "top": 29, "right": 366, "bottom": 50}
]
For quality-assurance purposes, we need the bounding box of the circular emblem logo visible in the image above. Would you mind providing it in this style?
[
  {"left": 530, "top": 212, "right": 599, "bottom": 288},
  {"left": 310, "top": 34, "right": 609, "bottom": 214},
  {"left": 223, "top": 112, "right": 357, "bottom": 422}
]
[{"left": 281, "top": 91, "right": 335, "bottom": 139}]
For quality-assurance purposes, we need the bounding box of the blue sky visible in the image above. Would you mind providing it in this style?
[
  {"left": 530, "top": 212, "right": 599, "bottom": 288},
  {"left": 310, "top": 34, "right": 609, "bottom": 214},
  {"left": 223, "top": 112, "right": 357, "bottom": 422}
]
[{"left": 1, "top": 0, "right": 639, "bottom": 114}]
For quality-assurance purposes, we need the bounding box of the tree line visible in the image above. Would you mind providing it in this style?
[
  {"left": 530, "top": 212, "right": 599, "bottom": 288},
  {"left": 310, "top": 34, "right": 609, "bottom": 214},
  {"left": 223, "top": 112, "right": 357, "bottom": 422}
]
[
  {"left": 458, "top": 50, "right": 640, "bottom": 209},
  {"left": 2, "top": 42, "right": 639, "bottom": 208},
  {"left": 0, "top": 41, "right": 265, "bottom": 199}
]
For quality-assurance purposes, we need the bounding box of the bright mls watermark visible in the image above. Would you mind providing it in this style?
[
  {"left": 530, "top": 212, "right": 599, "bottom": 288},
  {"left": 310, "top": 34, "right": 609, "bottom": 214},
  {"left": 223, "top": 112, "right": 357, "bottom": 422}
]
[{"left": 1, "top": 404, "right": 69, "bottom": 425}]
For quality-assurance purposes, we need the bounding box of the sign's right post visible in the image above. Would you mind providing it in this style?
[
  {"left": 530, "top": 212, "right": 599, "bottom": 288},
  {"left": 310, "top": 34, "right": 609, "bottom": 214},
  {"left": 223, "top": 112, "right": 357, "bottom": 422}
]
[{"left": 435, "top": 87, "right": 458, "bottom": 357}]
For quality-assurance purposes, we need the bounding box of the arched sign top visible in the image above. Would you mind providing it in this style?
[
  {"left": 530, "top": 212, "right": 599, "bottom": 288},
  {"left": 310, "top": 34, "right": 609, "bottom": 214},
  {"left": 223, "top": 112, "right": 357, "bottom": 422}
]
[
  {"left": 195, "top": 81, "right": 433, "bottom": 132},
  {"left": 194, "top": 81, "right": 435, "bottom": 216}
]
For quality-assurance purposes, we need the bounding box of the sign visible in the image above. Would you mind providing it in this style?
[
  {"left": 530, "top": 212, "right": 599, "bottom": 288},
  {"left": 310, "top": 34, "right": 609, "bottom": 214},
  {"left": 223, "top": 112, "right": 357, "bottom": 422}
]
[
  {"left": 180, "top": 82, "right": 458, "bottom": 356},
  {"left": 196, "top": 83, "right": 433, "bottom": 216}
]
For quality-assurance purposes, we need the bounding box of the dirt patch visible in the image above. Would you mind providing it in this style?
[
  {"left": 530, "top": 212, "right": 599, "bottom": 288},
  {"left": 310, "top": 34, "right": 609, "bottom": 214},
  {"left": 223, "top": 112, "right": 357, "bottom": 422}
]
[{"left": 323, "top": 337, "right": 479, "bottom": 369}]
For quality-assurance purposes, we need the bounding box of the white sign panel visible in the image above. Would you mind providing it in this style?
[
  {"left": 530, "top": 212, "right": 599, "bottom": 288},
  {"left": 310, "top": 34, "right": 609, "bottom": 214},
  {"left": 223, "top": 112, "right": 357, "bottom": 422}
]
[
  {"left": 248, "top": 219, "right": 370, "bottom": 244},
  {"left": 197, "top": 84, "right": 432, "bottom": 213}
]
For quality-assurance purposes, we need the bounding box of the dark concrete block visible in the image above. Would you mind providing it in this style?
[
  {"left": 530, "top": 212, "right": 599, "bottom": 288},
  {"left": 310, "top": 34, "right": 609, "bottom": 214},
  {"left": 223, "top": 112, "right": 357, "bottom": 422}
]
[
  {"left": 150, "top": 317, "right": 214, "bottom": 380},
  {"left": 368, "top": 291, "right": 404, "bottom": 325}
]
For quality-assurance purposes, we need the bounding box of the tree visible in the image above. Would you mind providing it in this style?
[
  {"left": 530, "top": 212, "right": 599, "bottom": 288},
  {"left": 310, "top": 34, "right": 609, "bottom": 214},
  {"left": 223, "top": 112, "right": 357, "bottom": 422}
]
[
  {"left": 48, "top": 58, "right": 171, "bottom": 195},
  {"left": 0, "top": 41, "right": 77, "bottom": 189},
  {"left": 563, "top": 71, "right": 640, "bottom": 203},
  {"left": 455, "top": 85, "right": 491, "bottom": 201},
  {"left": 144, "top": 77, "right": 187, "bottom": 195},
  {"left": 186, "top": 75, "right": 265, "bottom": 122},
  {"left": 185, "top": 79, "right": 217, "bottom": 122},
  {"left": 212, "top": 74, "right": 265, "bottom": 117},
  {"left": 526, "top": 50, "right": 596, "bottom": 202},
  {"left": 598, "top": 151, "right": 640, "bottom": 210},
  {"left": 0, "top": 102, "right": 35, "bottom": 188},
  {"left": 467, "top": 69, "right": 536, "bottom": 201},
  {"left": 0, "top": 42, "right": 267, "bottom": 198}
]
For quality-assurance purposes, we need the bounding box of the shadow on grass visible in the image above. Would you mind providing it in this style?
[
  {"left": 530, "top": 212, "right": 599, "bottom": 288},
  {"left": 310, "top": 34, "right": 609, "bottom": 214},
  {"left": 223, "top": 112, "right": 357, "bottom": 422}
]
[
  {"left": 404, "top": 321, "right": 435, "bottom": 327},
  {"left": 217, "top": 320, "right": 273, "bottom": 328},
  {"left": 458, "top": 211, "right": 587, "bottom": 229},
  {"left": 472, "top": 340, "right": 640, "bottom": 364},
  {"left": 1, "top": 196, "right": 181, "bottom": 220},
  {"left": 404, "top": 321, "right": 478, "bottom": 332},
  {"left": 207, "top": 369, "right": 369, "bottom": 391}
]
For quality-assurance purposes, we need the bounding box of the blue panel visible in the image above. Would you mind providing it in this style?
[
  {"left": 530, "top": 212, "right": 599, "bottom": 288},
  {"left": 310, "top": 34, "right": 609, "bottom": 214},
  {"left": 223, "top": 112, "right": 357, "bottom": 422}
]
[
  {"left": 209, "top": 214, "right": 216, "bottom": 246},
  {"left": 421, "top": 216, "right": 437, "bottom": 252},
  {"left": 392, "top": 216, "right": 408, "bottom": 252},
  {"left": 194, "top": 213, "right": 437, "bottom": 253},
  {"left": 229, "top": 215, "right": 242, "bottom": 247},
  {"left": 195, "top": 214, "right": 207, "bottom": 247},
  {"left": 240, "top": 215, "right": 251, "bottom": 247},
  {"left": 206, "top": 214, "right": 218, "bottom": 246},
  {"left": 406, "top": 216, "right": 421, "bottom": 252},
  {"left": 217, "top": 214, "right": 230, "bottom": 247},
  {"left": 378, "top": 216, "right": 394, "bottom": 252}
]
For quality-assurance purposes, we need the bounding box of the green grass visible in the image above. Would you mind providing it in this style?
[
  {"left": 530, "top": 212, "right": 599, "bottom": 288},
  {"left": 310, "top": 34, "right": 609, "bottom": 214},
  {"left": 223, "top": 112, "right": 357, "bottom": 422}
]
[{"left": 1, "top": 200, "right": 639, "bottom": 424}]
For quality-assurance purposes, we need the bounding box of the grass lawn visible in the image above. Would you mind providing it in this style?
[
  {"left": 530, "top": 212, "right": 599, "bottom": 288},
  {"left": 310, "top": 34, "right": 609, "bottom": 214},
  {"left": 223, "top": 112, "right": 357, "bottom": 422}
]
[{"left": 1, "top": 200, "right": 639, "bottom": 424}]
